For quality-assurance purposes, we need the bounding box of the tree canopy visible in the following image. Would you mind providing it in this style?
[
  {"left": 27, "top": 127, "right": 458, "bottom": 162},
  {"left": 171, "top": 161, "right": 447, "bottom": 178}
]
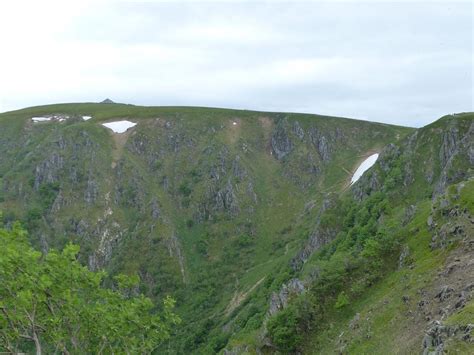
[{"left": 0, "top": 221, "right": 180, "bottom": 354}]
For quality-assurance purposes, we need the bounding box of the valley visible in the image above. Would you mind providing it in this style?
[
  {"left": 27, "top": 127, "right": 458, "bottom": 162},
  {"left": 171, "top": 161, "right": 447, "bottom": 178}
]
[{"left": 0, "top": 103, "right": 472, "bottom": 354}]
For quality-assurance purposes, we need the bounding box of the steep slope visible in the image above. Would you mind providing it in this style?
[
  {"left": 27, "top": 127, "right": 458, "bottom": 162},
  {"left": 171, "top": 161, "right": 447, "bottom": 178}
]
[
  {"left": 0, "top": 103, "right": 412, "bottom": 353},
  {"left": 242, "top": 113, "right": 473, "bottom": 354}
]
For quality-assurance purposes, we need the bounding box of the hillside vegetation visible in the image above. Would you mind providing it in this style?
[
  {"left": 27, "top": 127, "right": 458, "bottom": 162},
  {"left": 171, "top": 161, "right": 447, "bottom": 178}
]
[{"left": 0, "top": 103, "right": 472, "bottom": 354}]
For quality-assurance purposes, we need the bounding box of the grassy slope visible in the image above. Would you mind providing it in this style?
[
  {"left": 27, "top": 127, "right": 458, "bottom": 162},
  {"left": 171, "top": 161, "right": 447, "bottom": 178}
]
[
  {"left": 0, "top": 103, "right": 414, "bottom": 353},
  {"left": 297, "top": 115, "right": 474, "bottom": 354}
]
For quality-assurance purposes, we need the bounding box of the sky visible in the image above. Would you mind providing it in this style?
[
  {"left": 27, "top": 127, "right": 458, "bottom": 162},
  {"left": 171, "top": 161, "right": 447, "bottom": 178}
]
[{"left": 0, "top": 0, "right": 472, "bottom": 127}]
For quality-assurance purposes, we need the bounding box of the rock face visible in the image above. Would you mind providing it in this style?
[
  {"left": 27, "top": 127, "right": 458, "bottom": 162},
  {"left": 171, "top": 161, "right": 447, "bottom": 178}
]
[
  {"left": 292, "top": 121, "right": 305, "bottom": 140},
  {"left": 403, "top": 205, "right": 417, "bottom": 226},
  {"left": 2, "top": 104, "right": 473, "bottom": 354},
  {"left": 422, "top": 323, "right": 474, "bottom": 355},
  {"left": 434, "top": 121, "right": 474, "bottom": 196},
  {"left": 271, "top": 121, "right": 293, "bottom": 160},
  {"left": 439, "top": 126, "right": 459, "bottom": 169},
  {"left": 165, "top": 233, "right": 186, "bottom": 283},
  {"left": 88, "top": 220, "right": 123, "bottom": 271},
  {"left": 212, "top": 180, "right": 240, "bottom": 216},
  {"left": 428, "top": 187, "right": 473, "bottom": 250},
  {"left": 268, "top": 278, "right": 305, "bottom": 316},
  {"left": 34, "top": 153, "right": 64, "bottom": 190},
  {"left": 291, "top": 198, "right": 336, "bottom": 271},
  {"left": 84, "top": 177, "right": 99, "bottom": 204},
  {"left": 309, "top": 128, "right": 331, "bottom": 161}
]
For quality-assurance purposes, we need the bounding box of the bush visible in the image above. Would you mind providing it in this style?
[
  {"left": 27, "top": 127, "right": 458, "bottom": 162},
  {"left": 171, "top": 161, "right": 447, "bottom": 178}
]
[
  {"left": 267, "top": 305, "right": 303, "bottom": 352},
  {"left": 334, "top": 291, "right": 350, "bottom": 309}
]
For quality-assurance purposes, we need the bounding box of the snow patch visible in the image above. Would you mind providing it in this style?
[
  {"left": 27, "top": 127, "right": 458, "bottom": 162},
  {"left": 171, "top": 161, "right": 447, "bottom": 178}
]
[
  {"left": 351, "top": 153, "right": 379, "bottom": 185},
  {"left": 102, "top": 120, "right": 137, "bottom": 133},
  {"left": 32, "top": 116, "right": 52, "bottom": 122},
  {"left": 82, "top": 116, "right": 92, "bottom": 121}
]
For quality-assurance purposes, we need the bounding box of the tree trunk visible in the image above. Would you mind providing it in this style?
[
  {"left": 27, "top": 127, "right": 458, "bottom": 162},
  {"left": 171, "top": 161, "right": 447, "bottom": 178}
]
[{"left": 33, "top": 332, "right": 42, "bottom": 355}]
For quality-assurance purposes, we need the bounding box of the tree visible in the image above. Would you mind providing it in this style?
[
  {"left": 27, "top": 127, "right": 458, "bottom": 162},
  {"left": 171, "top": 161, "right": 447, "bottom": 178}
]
[
  {"left": 0, "top": 222, "right": 180, "bottom": 354},
  {"left": 267, "top": 305, "right": 303, "bottom": 353}
]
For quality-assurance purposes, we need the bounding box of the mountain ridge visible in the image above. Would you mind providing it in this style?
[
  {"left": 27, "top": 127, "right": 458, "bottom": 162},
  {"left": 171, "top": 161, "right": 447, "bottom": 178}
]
[{"left": 0, "top": 103, "right": 472, "bottom": 354}]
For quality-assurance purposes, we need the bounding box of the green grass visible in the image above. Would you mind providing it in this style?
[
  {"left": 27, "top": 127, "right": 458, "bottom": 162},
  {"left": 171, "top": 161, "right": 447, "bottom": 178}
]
[{"left": 0, "top": 103, "right": 471, "bottom": 354}]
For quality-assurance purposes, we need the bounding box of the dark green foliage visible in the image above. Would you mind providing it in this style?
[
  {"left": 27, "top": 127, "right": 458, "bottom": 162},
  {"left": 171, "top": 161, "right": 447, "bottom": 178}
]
[
  {"left": 1, "top": 103, "right": 471, "bottom": 353},
  {"left": 178, "top": 182, "right": 192, "bottom": 197},
  {"left": 0, "top": 223, "right": 179, "bottom": 353},
  {"left": 267, "top": 304, "right": 303, "bottom": 352},
  {"left": 38, "top": 182, "right": 60, "bottom": 210}
]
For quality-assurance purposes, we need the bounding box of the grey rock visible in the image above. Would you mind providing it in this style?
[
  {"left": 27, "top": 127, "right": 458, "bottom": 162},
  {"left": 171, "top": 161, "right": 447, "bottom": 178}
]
[
  {"left": 292, "top": 121, "right": 305, "bottom": 140},
  {"left": 427, "top": 215, "right": 436, "bottom": 230},
  {"left": 271, "top": 122, "right": 293, "bottom": 160},
  {"left": 379, "top": 143, "right": 401, "bottom": 172},
  {"left": 439, "top": 126, "right": 459, "bottom": 169},
  {"left": 309, "top": 128, "right": 331, "bottom": 161},
  {"left": 151, "top": 198, "right": 161, "bottom": 219},
  {"left": 84, "top": 177, "right": 99, "bottom": 204},
  {"left": 349, "top": 313, "right": 361, "bottom": 330},
  {"left": 165, "top": 233, "right": 186, "bottom": 283},
  {"left": 232, "top": 155, "right": 247, "bottom": 181},
  {"left": 34, "top": 153, "right": 64, "bottom": 190},
  {"left": 403, "top": 205, "right": 417, "bottom": 226},
  {"left": 404, "top": 162, "right": 414, "bottom": 186},
  {"left": 435, "top": 286, "right": 454, "bottom": 302},
  {"left": 422, "top": 322, "right": 474, "bottom": 355},
  {"left": 51, "top": 190, "right": 65, "bottom": 213},
  {"left": 398, "top": 245, "right": 411, "bottom": 269},
  {"left": 206, "top": 180, "right": 240, "bottom": 218},
  {"left": 268, "top": 278, "right": 305, "bottom": 316},
  {"left": 291, "top": 199, "right": 337, "bottom": 271}
]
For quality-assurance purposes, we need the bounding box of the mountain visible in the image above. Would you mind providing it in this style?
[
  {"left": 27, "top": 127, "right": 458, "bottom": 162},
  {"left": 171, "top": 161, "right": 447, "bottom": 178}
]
[
  {"left": 100, "top": 98, "right": 116, "bottom": 104},
  {"left": 0, "top": 103, "right": 472, "bottom": 354}
]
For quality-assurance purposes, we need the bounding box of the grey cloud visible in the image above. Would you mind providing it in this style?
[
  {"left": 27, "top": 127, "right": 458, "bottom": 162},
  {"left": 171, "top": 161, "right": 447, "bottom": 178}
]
[{"left": 0, "top": 1, "right": 472, "bottom": 127}]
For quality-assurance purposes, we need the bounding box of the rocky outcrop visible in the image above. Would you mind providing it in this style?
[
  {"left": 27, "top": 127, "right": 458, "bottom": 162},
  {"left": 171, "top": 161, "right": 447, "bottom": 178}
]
[
  {"left": 398, "top": 245, "right": 412, "bottom": 269},
  {"left": 428, "top": 188, "right": 473, "bottom": 250},
  {"left": 422, "top": 322, "right": 473, "bottom": 355},
  {"left": 439, "top": 126, "right": 459, "bottom": 169},
  {"left": 434, "top": 122, "right": 473, "bottom": 196},
  {"left": 271, "top": 122, "right": 293, "bottom": 160},
  {"left": 33, "top": 153, "right": 64, "bottom": 190},
  {"left": 268, "top": 278, "right": 305, "bottom": 316},
  {"left": 308, "top": 128, "right": 331, "bottom": 162},
  {"left": 213, "top": 180, "right": 240, "bottom": 216},
  {"left": 151, "top": 197, "right": 161, "bottom": 220},
  {"left": 403, "top": 205, "right": 417, "bottom": 226},
  {"left": 291, "top": 226, "right": 337, "bottom": 272},
  {"left": 379, "top": 143, "right": 401, "bottom": 173},
  {"left": 291, "top": 198, "right": 337, "bottom": 271},
  {"left": 165, "top": 233, "right": 186, "bottom": 283},
  {"left": 88, "top": 220, "right": 123, "bottom": 271},
  {"left": 232, "top": 155, "right": 247, "bottom": 181},
  {"left": 84, "top": 176, "right": 99, "bottom": 204},
  {"left": 352, "top": 170, "right": 381, "bottom": 202},
  {"left": 292, "top": 121, "right": 305, "bottom": 140}
]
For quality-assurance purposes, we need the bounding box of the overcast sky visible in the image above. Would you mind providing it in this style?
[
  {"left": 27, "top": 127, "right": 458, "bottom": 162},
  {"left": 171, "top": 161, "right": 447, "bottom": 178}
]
[{"left": 0, "top": 0, "right": 472, "bottom": 127}]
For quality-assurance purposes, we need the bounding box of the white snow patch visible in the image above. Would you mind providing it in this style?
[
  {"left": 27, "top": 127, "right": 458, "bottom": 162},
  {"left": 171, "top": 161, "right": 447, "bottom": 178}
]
[
  {"left": 82, "top": 116, "right": 92, "bottom": 121},
  {"left": 351, "top": 153, "right": 379, "bottom": 185},
  {"left": 102, "top": 120, "right": 137, "bottom": 133},
  {"left": 32, "top": 116, "right": 52, "bottom": 122}
]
